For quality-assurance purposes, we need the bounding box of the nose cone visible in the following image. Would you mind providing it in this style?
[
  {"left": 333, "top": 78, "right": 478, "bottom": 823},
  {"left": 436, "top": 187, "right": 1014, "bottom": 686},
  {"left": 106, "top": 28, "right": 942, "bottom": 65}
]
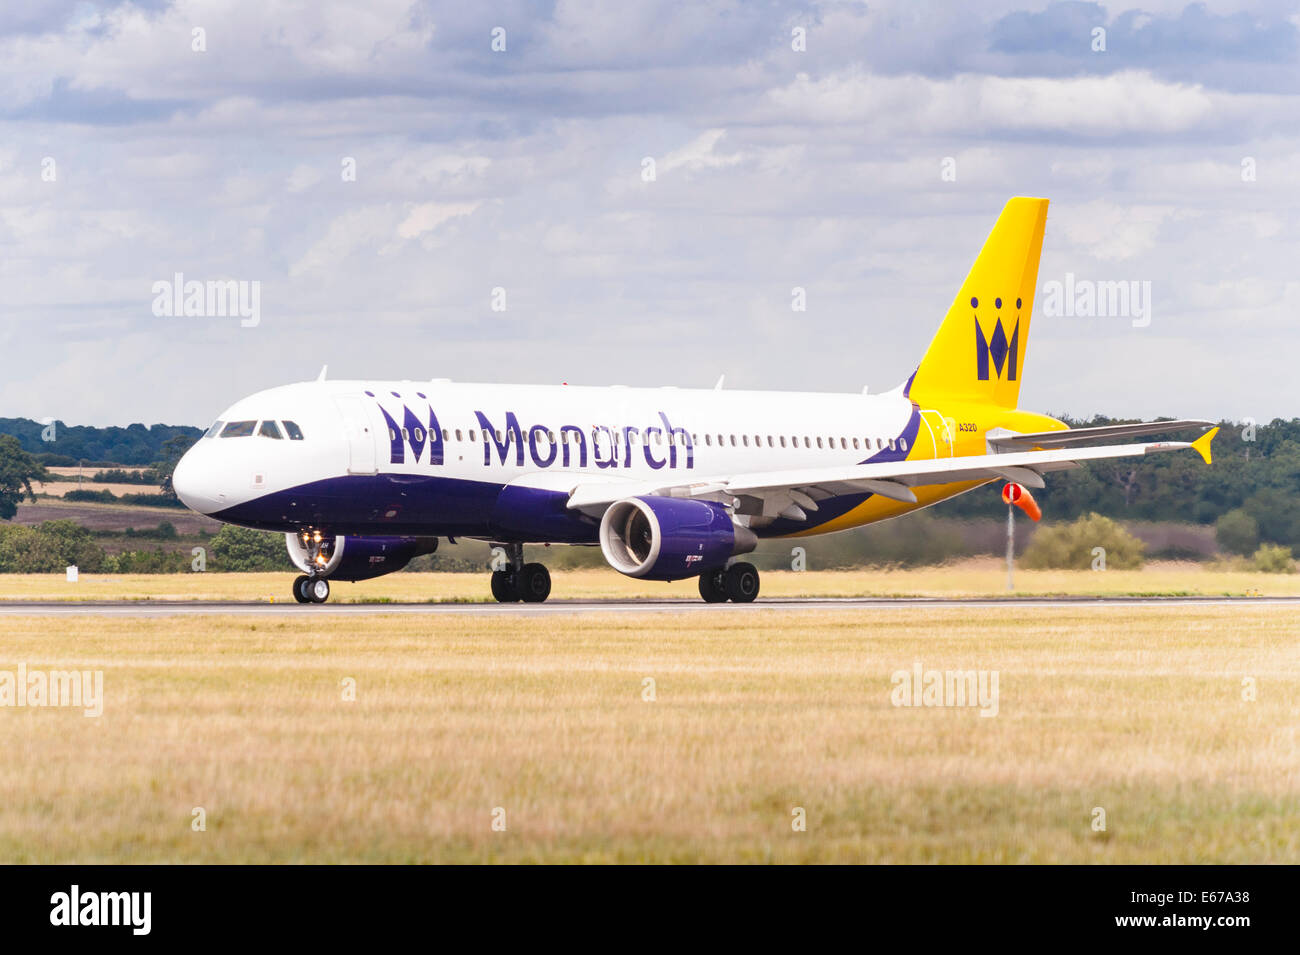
[{"left": 173, "top": 445, "right": 224, "bottom": 515}]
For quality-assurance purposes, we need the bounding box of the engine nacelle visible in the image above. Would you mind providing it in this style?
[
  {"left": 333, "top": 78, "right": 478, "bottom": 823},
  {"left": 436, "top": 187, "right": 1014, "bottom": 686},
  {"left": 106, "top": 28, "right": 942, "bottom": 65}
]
[
  {"left": 599, "top": 497, "right": 757, "bottom": 581},
  {"left": 285, "top": 533, "right": 439, "bottom": 582}
]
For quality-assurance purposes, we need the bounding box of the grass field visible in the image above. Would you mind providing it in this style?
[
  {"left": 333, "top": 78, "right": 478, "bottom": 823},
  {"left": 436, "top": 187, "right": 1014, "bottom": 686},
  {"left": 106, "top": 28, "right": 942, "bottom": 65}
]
[
  {"left": 1, "top": 604, "right": 1297, "bottom": 863},
  {"left": 1, "top": 558, "right": 1298, "bottom": 602},
  {"left": 33, "top": 467, "right": 161, "bottom": 499}
]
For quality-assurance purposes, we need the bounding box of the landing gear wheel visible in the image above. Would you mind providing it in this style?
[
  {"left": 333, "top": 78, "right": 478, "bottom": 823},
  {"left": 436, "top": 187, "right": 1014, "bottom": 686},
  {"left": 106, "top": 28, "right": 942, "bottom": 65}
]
[
  {"left": 293, "top": 575, "right": 312, "bottom": 604},
  {"left": 491, "top": 570, "right": 520, "bottom": 603},
  {"left": 698, "top": 569, "right": 728, "bottom": 603},
  {"left": 725, "top": 562, "right": 760, "bottom": 603},
  {"left": 307, "top": 577, "right": 330, "bottom": 604},
  {"left": 518, "top": 563, "right": 551, "bottom": 603}
]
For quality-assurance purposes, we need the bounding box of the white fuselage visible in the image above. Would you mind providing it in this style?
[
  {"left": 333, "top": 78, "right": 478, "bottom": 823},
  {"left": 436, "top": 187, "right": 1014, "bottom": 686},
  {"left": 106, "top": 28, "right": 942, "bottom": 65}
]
[{"left": 173, "top": 377, "right": 937, "bottom": 541}]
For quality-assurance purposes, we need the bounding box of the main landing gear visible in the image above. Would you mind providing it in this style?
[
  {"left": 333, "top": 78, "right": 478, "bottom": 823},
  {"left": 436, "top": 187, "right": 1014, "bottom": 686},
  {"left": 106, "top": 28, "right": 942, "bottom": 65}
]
[
  {"left": 489, "top": 542, "right": 551, "bottom": 603},
  {"left": 698, "top": 562, "right": 760, "bottom": 603},
  {"left": 292, "top": 574, "right": 330, "bottom": 604}
]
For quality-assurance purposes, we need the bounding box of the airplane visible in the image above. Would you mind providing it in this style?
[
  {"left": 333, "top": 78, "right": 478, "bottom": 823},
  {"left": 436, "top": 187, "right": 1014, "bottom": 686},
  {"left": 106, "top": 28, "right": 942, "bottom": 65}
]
[{"left": 172, "top": 197, "right": 1218, "bottom": 604}]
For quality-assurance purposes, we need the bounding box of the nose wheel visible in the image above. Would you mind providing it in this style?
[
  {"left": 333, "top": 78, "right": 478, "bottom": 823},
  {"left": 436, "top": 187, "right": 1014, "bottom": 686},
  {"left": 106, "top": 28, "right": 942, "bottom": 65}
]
[{"left": 293, "top": 574, "right": 330, "bottom": 604}]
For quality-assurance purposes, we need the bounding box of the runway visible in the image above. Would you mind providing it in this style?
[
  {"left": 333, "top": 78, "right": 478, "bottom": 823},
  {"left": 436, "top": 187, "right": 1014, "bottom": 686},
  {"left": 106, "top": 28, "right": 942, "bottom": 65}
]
[{"left": 0, "top": 595, "right": 1295, "bottom": 616}]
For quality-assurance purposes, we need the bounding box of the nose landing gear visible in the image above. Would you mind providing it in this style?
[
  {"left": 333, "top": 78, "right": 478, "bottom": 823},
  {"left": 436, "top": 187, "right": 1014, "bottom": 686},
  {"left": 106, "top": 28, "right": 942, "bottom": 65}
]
[
  {"left": 292, "top": 574, "right": 331, "bottom": 604},
  {"left": 489, "top": 543, "right": 551, "bottom": 603},
  {"left": 292, "top": 529, "right": 335, "bottom": 604}
]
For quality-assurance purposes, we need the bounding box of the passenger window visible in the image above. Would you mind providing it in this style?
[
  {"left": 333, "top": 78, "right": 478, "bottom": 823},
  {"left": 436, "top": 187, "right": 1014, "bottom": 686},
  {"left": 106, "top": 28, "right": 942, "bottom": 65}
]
[
  {"left": 780, "top": 436, "right": 787, "bottom": 448},
  {"left": 742, "top": 435, "right": 749, "bottom": 447},
  {"left": 204, "top": 420, "right": 224, "bottom": 439},
  {"left": 853, "top": 438, "right": 860, "bottom": 449},
  {"left": 469, "top": 430, "right": 477, "bottom": 442},
  {"left": 803, "top": 437, "right": 810, "bottom": 448},
  {"left": 455, "top": 429, "right": 463, "bottom": 441},
  {"left": 283, "top": 420, "right": 304, "bottom": 440},
  {"left": 816, "top": 437, "right": 823, "bottom": 449},
  {"left": 389, "top": 428, "right": 398, "bottom": 442},
  {"left": 442, "top": 429, "right": 449, "bottom": 441},
  {"left": 259, "top": 421, "right": 283, "bottom": 439},
  {"left": 221, "top": 421, "right": 256, "bottom": 438},
  {"left": 414, "top": 428, "right": 424, "bottom": 442},
  {"left": 401, "top": 428, "right": 409, "bottom": 440},
  {"left": 899, "top": 438, "right": 908, "bottom": 451},
  {"left": 888, "top": 438, "right": 896, "bottom": 451}
]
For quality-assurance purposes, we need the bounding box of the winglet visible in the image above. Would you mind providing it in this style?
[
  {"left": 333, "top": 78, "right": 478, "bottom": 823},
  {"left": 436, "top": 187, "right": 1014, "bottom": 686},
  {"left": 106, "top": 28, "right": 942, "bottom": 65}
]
[{"left": 1192, "top": 426, "right": 1218, "bottom": 464}]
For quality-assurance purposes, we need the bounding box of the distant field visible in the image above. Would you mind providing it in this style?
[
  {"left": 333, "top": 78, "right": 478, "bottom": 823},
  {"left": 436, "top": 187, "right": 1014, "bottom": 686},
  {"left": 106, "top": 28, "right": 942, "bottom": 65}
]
[
  {"left": 1, "top": 605, "right": 1295, "bottom": 863},
  {"left": 1, "top": 559, "right": 1297, "bottom": 602},
  {"left": 13, "top": 499, "right": 217, "bottom": 534},
  {"left": 34, "top": 466, "right": 161, "bottom": 499}
]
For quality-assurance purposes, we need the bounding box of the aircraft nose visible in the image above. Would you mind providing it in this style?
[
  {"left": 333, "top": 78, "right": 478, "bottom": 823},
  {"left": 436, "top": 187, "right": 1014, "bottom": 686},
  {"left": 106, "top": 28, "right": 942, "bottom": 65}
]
[{"left": 172, "top": 445, "right": 224, "bottom": 515}]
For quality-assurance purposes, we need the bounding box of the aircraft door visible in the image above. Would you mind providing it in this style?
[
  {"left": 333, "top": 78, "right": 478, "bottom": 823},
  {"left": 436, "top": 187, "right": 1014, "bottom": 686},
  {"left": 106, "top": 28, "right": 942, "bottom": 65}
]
[
  {"left": 919, "top": 410, "right": 955, "bottom": 459},
  {"left": 334, "top": 395, "right": 379, "bottom": 474}
]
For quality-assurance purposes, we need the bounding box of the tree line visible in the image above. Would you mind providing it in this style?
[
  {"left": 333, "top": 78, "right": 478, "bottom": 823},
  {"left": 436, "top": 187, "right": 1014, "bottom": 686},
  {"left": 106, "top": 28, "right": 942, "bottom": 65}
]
[{"left": 0, "top": 417, "right": 201, "bottom": 467}]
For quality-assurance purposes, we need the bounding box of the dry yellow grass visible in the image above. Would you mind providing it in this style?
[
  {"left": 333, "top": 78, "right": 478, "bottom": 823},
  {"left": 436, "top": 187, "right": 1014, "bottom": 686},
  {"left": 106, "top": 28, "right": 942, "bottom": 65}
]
[
  {"left": 1, "top": 605, "right": 1297, "bottom": 862},
  {"left": 1, "top": 558, "right": 1297, "bottom": 602}
]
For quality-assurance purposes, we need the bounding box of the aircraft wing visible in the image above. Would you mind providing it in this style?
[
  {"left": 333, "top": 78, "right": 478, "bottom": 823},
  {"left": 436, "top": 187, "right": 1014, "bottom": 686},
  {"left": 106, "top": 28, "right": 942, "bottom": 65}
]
[
  {"left": 566, "top": 425, "right": 1218, "bottom": 519},
  {"left": 986, "top": 419, "right": 1216, "bottom": 450}
]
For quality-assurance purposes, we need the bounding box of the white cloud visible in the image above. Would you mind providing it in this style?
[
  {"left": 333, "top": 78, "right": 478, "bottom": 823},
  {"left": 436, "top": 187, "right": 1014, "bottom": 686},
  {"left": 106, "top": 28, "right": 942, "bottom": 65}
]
[
  {"left": 762, "top": 69, "right": 1221, "bottom": 136},
  {"left": 661, "top": 129, "right": 745, "bottom": 173},
  {"left": 396, "top": 201, "right": 481, "bottom": 238}
]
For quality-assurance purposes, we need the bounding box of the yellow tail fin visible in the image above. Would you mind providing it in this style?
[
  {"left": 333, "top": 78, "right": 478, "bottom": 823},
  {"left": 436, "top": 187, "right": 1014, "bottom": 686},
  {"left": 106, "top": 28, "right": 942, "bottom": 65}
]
[{"left": 907, "top": 197, "right": 1049, "bottom": 410}]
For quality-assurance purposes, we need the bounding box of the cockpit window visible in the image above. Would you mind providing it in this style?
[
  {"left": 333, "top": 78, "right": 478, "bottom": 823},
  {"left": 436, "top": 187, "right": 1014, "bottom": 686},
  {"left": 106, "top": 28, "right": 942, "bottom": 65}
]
[
  {"left": 283, "top": 420, "right": 304, "bottom": 440},
  {"left": 221, "top": 420, "right": 256, "bottom": 438},
  {"left": 259, "top": 420, "right": 283, "bottom": 440},
  {"left": 204, "top": 420, "right": 224, "bottom": 439}
]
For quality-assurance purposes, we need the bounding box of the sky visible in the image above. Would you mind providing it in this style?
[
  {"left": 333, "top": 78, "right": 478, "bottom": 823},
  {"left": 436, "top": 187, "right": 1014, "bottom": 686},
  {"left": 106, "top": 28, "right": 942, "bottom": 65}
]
[{"left": 1, "top": 0, "right": 1297, "bottom": 427}]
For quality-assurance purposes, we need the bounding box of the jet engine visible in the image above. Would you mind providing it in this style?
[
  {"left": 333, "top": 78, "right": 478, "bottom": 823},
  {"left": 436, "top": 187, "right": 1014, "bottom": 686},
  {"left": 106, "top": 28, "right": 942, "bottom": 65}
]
[{"left": 599, "top": 497, "right": 757, "bottom": 581}]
